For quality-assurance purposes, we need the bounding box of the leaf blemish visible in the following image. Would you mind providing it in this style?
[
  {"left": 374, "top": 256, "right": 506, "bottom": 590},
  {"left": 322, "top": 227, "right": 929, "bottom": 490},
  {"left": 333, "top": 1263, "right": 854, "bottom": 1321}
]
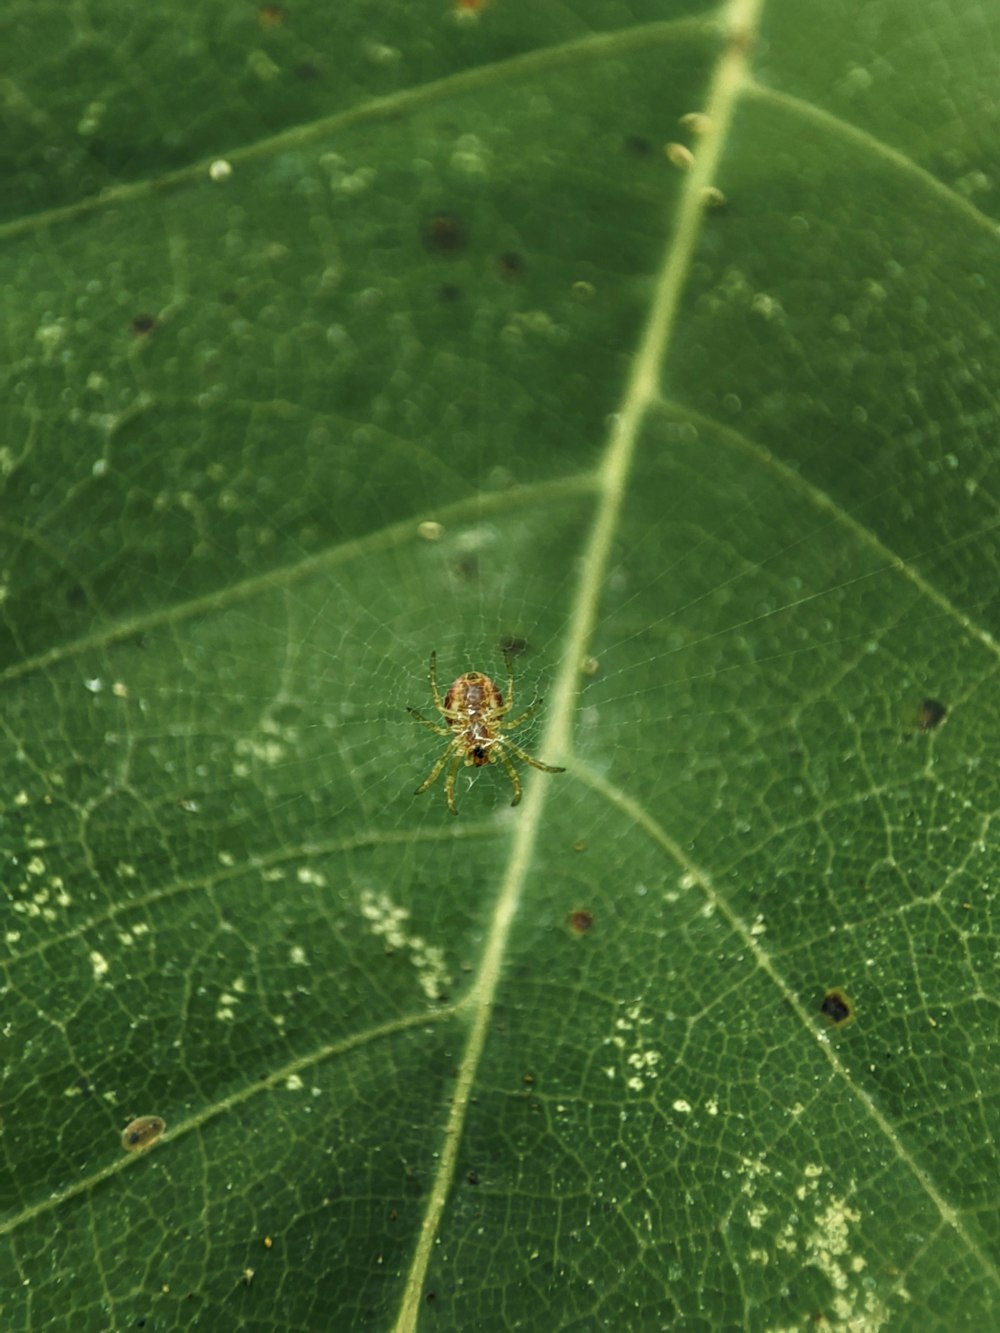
[
  {"left": 423, "top": 211, "right": 466, "bottom": 255},
  {"left": 121, "top": 1115, "right": 166, "bottom": 1153},
  {"left": 498, "top": 252, "right": 524, "bottom": 279},
  {"left": 568, "top": 909, "right": 594, "bottom": 934},
  {"left": 819, "top": 988, "right": 854, "bottom": 1027},
  {"left": 360, "top": 888, "right": 451, "bottom": 1000},
  {"left": 919, "top": 698, "right": 947, "bottom": 731}
]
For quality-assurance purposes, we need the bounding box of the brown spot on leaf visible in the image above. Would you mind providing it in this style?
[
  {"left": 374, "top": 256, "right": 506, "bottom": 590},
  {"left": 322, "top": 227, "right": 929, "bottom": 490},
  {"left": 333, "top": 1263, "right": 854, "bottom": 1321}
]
[
  {"left": 424, "top": 211, "right": 466, "bottom": 255},
  {"left": 569, "top": 909, "right": 594, "bottom": 934},
  {"left": 130, "top": 313, "right": 157, "bottom": 336}
]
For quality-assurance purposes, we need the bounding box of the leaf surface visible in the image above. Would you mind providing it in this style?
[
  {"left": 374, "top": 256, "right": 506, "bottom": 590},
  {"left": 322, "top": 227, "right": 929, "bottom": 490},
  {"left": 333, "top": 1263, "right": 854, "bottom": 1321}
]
[{"left": 2, "top": 1, "right": 999, "bottom": 1329}]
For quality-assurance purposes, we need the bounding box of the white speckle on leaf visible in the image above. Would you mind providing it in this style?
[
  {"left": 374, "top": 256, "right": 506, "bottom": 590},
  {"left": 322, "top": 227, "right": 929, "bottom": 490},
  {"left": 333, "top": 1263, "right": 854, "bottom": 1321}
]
[
  {"left": 360, "top": 888, "right": 451, "bottom": 1000},
  {"left": 290, "top": 945, "right": 308, "bottom": 966},
  {"left": 90, "top": 950, "right": 109, "bottom": 979},
  {"left": 285, "top": 1074, "right": 304, "bottom": 1091},
  {"left": 209, "top": 159, "right": 233, "bottom": 182},
  {"left": 747, "top": 1203, "right": 769, "bottom": 1230},
  {"left": 672, "top": 1098, "right": 692, "bottom": 1114}
]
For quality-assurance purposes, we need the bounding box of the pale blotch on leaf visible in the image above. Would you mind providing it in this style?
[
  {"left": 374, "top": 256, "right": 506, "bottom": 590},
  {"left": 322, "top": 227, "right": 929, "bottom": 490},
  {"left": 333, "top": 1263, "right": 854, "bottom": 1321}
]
[{"left": 122, "top": 1115, "right": 165, "bottom": 1152}]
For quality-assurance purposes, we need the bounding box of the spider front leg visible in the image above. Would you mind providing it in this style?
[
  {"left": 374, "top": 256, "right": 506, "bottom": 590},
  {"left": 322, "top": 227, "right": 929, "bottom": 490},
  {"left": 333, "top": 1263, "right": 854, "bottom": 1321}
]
[
  {"left": 494, "top": 649, "right": 516, "bottom": 717},
  {"left": 502, "top": 697, "right": 544, "bottom": 731},
  {"left": 428, "top": 650, "right": 446, "bottom": 713},
  {"left": 504, "top": 737, "right": 565, "bottom": 775}
]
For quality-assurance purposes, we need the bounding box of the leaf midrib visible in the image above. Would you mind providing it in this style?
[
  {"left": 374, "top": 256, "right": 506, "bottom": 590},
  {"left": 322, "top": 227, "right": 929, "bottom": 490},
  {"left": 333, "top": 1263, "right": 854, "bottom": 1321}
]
[{"left": 392, "top": 0, "right": 768, "bottom": 1326}]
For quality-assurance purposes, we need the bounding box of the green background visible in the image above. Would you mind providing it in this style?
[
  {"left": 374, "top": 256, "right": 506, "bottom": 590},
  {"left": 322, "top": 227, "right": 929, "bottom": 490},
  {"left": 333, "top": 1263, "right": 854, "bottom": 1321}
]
[{"left": 1, "top": 1, "right": 998, "bottom": 1329}]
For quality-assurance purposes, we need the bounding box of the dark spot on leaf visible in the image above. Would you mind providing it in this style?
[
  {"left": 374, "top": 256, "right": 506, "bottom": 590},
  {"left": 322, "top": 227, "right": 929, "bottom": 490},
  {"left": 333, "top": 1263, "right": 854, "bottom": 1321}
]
[
  {"left": 67, "top": 583, "right": 88, "bottom": 607},
  {"left": 294, "top": 62, "right": 320, "bottom": 80},
  {"left": 388, "top": 1208, "right": 399, "bottom": 1221},
  {"left": 498, "top": 635, "right": 528, "bottom": 656},
  {"left": 438, "top": 283, "right": 461, "bottom": 302},
  {"left": 919, "top": 698, "right": 947, "bottom": 731},
  {"left": 424, "top": 211, "right": 466, "bottom": 255},
  {"left": 131, "top": 313, "right": 157, "bottom": 336},
  {"left": 573, "top": 840, "right": 587, "bottom": 853},
  {"left": 819, "top": 988, "right": 854, "bottom": 1026},
  {"left": 498, "top": 251, "right": 524, "bottom": 279},
  {"left": 258, "top": 3, "right": 286, "bottom": 25},
  {"left": 425, "top": 1291, "right": 436, "bottom": 1303},
  {"left": 569, "top": 909, "right": 594, "bottom": 934},
  {"left": 522, "top": 1071, "right": 535, "bottom": 1086},
  {"left": 624, "top": 134, "right": 652, "bottom": 157},
  {"left": 466, "top": 1170, "right": 480, "bottom": 1185}
]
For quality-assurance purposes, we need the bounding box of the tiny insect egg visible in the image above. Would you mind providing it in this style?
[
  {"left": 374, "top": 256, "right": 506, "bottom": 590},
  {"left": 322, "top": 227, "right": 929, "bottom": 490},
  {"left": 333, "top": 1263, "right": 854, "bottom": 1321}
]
[
  {"left": 665, "top": 142, "right": 695, "bottom": 171},
  {"left": 121, "top": 1115, "right": 166, "bottom": 1152},
  {"left": 679, "top": 111, "right": 712, "bottom": 136}
]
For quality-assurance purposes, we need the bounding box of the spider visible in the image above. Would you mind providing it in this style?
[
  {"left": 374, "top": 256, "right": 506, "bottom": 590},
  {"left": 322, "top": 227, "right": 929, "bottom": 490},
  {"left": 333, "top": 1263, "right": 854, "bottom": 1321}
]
[{"left": 407, "top": 651, "right": 564, "bottom": 815}]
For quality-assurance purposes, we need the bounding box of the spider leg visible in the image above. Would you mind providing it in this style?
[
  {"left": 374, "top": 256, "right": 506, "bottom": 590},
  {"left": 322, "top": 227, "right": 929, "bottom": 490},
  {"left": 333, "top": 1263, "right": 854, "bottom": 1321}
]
[
  {"left": 444, "top": 748, "right": 463, "bottom": 815},
  {"left": 493, "top": 649, "right": 516, "bottom": 717},
  {"left": 428, "top": 651, "right": 445, "bottom": 713},
  {"left": 495, "top": 743, "right": 523, "bottom": 807},
  {"left": 414, "top": 740, "right": 458, "bottom": 795},
  {"left": 407, "top": 707, "right": 453, "bottom": 737},
  {"left": 503, "top": 738, "right": 565, "bottom": 774},
  {"left": 502, "top": 697, "right": 543, "bottom": 730}
]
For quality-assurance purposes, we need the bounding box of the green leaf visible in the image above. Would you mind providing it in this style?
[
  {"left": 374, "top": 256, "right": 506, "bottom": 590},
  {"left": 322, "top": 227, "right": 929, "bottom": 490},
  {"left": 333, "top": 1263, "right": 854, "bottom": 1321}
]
[{"left": 2, "top": 0, "right": 998, "bottom": 1328}]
